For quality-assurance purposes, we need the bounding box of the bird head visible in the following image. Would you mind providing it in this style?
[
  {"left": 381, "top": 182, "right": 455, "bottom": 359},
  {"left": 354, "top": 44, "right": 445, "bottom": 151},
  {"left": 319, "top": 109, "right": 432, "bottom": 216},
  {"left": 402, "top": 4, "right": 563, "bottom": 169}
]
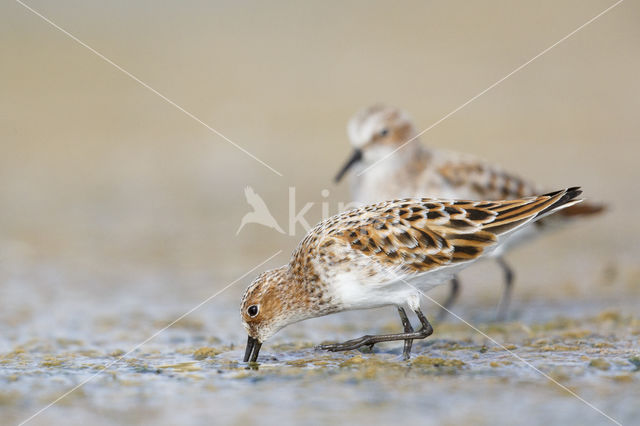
[
  {"left": 335, "top": 105, "right": 418, "bottom": 182},
  {"left": 240, "top": 266, "right": 314, "bottom": 362}
]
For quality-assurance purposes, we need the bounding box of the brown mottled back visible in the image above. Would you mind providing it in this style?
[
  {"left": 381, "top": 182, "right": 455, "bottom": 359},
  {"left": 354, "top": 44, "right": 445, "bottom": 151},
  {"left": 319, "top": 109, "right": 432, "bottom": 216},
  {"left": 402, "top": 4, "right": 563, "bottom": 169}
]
[{"left": 297, "top": 188, "right": 582, "bottom": 277}]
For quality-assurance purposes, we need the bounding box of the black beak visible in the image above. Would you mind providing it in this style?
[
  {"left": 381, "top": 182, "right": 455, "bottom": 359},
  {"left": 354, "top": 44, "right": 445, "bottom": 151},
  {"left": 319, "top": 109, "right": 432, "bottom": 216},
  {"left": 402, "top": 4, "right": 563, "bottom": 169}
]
[
  {"left": 334, "top": 149, "right": 362, "bottom": 183},
  {"left": 243, "top": 335, "right": 262, "bottom": 363}
]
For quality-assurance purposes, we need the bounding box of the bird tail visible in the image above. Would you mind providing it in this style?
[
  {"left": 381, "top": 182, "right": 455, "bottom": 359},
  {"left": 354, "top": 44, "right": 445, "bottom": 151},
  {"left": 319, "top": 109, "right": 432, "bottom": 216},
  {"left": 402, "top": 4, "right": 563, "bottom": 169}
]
[
  {"left": 534, "top": 187, "right": 584, "bottom": 219},
  {"left": 482, "top": 187, "right": 583, "bottom": 236},
  {"left": 533, "top": 188, "right": 604, "bottom": 231},
  {"left": 555, "top": 201, "right": 605, "bottom": 218}
]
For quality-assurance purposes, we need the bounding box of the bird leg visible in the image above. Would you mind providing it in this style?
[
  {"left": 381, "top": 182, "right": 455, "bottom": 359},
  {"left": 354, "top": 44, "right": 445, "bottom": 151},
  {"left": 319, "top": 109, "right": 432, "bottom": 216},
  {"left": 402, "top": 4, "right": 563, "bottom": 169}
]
[
  {"left": 317, "top": 307, "right": 433, "bottom": 360},
  {"left": 397, "top": 307, "right": 414, "bottom": 360},
  {"left": 437, "top": 276, "right": 461, "bottom": 321},
  {"left": 496, "top": 257, "right": 515, "bottom": 321}
]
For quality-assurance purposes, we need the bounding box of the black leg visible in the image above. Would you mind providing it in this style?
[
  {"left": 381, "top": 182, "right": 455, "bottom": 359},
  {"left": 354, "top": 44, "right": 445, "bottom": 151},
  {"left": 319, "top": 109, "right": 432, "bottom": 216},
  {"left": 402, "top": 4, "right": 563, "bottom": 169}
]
[
  {"left": 397, "top": 307, "right": 414, "bottom": 360},
  {"left": 317, "top": 307, "right": 434, "bottom": 358},
  {"left": 414, "top": 307, "right": 434, "bottom": 336},
  {"left": 437, "top": 275, "right": 460, "bottom": 321},
  {"left": 496, "top": 257, "right": 514, "bottom": 321}
]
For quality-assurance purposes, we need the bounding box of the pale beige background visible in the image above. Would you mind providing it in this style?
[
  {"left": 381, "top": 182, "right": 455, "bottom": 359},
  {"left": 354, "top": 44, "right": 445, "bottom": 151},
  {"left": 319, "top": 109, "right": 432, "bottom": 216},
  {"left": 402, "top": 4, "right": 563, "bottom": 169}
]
[{"left": 2, "top": 0, "right": 638, "bottom": 301}]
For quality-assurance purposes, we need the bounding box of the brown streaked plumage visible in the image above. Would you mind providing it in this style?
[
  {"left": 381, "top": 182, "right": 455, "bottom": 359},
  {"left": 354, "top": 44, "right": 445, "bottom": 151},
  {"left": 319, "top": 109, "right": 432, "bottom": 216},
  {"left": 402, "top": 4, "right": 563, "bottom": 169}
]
[
  {"left": 241, "top": 187, "right": 583, "bottom": 362},
  {"left": 337, "top": 104, "right": 604, "bottom": 319}
]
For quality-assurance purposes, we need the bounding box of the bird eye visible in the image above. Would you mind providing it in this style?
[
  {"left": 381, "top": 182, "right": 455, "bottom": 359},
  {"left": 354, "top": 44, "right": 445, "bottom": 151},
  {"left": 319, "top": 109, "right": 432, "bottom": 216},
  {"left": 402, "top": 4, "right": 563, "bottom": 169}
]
[
  {"left": 379, "top": 128, "right": 389, "bottom": 137},
  {"left": 247, "top": 305, "right": 259, "bottom": 317}
]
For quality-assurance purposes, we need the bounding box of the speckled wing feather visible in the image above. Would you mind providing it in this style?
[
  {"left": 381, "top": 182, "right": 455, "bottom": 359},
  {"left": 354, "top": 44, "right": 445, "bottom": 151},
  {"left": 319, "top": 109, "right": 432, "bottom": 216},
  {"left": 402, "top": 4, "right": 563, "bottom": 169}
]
[
  {"left": 437, "top": 159, "right": 542, "bottom": 200},
  {"left": 436, "top": 160, "right": 603, "bottom": 220},
  {"left": 303, "top": 188, "right": 582, "bottom": 278}
]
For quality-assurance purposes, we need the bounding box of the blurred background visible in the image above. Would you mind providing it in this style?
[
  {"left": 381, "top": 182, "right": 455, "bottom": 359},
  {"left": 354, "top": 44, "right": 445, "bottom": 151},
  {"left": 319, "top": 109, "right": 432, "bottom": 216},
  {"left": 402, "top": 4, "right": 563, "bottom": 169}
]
[{"left": 1, "top": 1, "right": 638, "bottom": 425}]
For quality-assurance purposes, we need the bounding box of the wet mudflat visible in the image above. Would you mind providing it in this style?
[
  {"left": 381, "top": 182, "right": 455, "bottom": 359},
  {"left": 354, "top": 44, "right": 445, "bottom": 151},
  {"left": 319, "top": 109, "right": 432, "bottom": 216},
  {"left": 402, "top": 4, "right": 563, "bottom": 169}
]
[{"left": 2, "top": 276, "right": 638, "bottom": 426}]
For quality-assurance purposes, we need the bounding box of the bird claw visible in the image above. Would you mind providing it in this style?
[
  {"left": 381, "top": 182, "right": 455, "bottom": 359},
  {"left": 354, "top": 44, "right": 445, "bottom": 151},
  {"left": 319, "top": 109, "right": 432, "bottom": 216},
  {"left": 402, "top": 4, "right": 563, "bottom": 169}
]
[
  {"left": 316, "top": 344, "right": 342, "bottom": 352},
  {"left": 316, "top": 336, "right": 374, "bottom": 352}
]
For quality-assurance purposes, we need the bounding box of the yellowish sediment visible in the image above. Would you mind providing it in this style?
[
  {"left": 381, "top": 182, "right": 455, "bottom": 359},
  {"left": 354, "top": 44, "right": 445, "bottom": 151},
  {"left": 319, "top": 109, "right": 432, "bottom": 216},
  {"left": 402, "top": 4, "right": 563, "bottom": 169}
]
[
  {"left": 193, "top": 347, "right": 223, "bottom": 360},
  {"left": 588, "top": 358, "right": 611, "bottom": 371},
  {"left": 157, "top": 362, "right": 202, "bottom": 372},
  {"left": 411, "top": 356, "right": 466, "bottom": 369},
  {"left": 40, "top": 356, "right": 65, "bottom": 367}
]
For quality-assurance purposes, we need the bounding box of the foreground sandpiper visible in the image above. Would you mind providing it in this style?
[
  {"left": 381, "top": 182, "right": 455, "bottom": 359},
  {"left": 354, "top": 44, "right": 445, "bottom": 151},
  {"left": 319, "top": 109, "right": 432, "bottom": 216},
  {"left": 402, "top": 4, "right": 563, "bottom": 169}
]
[
  {"left": 242, "top": 187, "right": 584, "bottom": 362},
  {"left": 335, "top": 105, "right": 603, "bottom": 319}
]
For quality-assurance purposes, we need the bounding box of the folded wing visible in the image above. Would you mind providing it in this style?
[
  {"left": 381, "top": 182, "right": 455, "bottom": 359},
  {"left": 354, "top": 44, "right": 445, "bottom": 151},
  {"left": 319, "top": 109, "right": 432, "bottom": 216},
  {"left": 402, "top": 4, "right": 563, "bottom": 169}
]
[{"left": 327, "top": 187, "right": 583, "bottom": 275}]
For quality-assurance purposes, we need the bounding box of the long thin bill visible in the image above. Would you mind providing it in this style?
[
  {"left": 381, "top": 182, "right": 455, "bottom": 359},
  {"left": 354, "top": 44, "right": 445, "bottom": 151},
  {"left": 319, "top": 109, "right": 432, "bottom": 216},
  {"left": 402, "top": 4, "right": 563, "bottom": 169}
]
[
  {"left": 249, "top": 341, "right": 262, "bottom": 363},
  {"left": 243, "top": 336, "right": 262, "bottom": 363},
  {"left": 243, "top": 336, "right": 255, "bottom": 362},
  {"left": 334, "top": 149, "right": 362, "bottom": 183}
]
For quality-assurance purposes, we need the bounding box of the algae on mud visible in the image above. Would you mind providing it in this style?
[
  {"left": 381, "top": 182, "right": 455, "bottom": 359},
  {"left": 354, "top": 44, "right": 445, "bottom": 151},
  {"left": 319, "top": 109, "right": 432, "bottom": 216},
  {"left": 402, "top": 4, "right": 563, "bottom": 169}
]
[{"left": 1, "top": 291, "right": 640, "bottom": 426}]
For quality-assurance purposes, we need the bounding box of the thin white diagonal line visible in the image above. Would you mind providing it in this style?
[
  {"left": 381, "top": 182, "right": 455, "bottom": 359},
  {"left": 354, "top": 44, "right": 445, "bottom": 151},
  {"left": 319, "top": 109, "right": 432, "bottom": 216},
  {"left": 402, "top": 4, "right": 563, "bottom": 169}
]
[
  {"left": 357, "top": 0, "right": 624, "bottom": 177},
  {"left": 14, "top": 0, "right": 283, "bottom": 177},
  {"left": 17, "top": 250, "right": 282, "bottom": 426},
  {"left": 389, "top": 272, "right": 621, "bottom": 425}
]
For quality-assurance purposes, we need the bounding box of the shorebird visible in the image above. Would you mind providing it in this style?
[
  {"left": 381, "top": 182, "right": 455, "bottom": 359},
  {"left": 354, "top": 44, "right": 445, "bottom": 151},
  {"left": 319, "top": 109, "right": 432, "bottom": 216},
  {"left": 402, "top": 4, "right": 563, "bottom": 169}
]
[
  {"left": 242, "top": 187, "right": 584, "bottom": 362},
  {"left": 335, "top": 105, "right": 603, "bottom": 320}
]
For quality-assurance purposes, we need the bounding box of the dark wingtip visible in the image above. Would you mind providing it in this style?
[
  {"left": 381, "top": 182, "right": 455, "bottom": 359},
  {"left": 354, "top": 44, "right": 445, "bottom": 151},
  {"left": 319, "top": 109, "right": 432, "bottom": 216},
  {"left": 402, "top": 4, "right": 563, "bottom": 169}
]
[
  {"left": 538, "top": 187, "right": 583, "bottom": 217},
  {"left": 541, "top": 186, "right": 582, "bottom": 200}
]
